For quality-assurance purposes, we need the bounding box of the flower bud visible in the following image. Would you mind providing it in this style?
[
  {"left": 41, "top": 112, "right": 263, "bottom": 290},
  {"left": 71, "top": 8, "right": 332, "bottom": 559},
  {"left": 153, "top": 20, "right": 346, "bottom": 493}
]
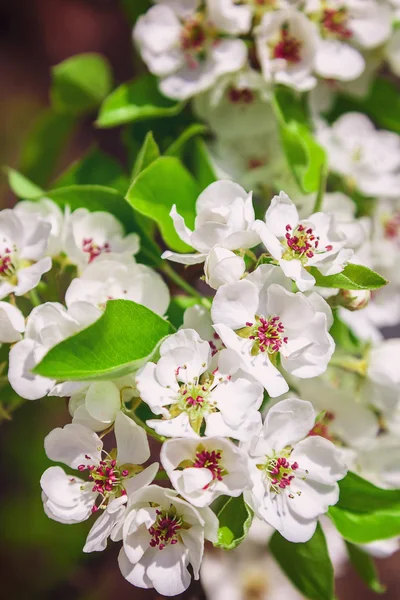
[
  {"left": 338, "top": 289, "right": 371, "bottom": 311},
  {"left": 204, "top": 247, "right": 246, "bottom": 290}
]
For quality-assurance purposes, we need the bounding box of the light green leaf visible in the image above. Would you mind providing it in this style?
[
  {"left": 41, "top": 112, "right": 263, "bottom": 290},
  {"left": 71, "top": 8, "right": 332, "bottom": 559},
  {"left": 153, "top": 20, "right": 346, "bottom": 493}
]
[
  {"left": 329, "top": 472, "right": 400, "bottom": 543},
  {"left": 34, "top": 300, "right": 174, "bottom": 381},
  {"left": 126, "top": 156, "right": 200, "bottom": 253},
  {"left": 18, "top": 109, "right": 76, "bottom": 187},
  {"left": 53, "top": 148, "right": 129, "bottom": 194},
  {"left": 346, "top": 542, "right": 386, "bottom": 594},
  {"left": 269, "top": 524, "right": 334, "bottom": 600},
  {"left": 279, "top": 121, "right": 327, "bottom": 194},
  {"left": 51, "top": 53, "right": 113, "bottom": 115},
  {"left": 5, "top": 168, "right": 44, "bottom": 199},
  {"left": 165, "top": 123, "right": 208, "bottom": 157},
  {"left": 310, "top": 264, "right": 388, "bottom": 291},
  {"left": 186, "top": 137, "right": 217, "bottom": 189},
  {"left": 214, "top": 495, "right": 253, "bottom": 550},
  {"left": 132, "top": 132, "right": 160, "bottom": 179},
  {"left": 97, "top": 74, "right": 184, "bottom": 128}
]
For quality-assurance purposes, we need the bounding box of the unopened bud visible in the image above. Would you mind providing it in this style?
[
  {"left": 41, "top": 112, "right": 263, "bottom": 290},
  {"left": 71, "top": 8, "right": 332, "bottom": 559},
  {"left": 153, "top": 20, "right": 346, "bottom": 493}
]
[{"left": 338, "top": 289, "right": 371, "bottom": 311}]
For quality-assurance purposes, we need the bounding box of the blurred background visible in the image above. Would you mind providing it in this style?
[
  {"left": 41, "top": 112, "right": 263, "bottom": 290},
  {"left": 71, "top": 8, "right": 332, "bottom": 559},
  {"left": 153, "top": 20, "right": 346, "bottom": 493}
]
[{"left": 0, "top": 1, "right": 399, "bottom": 598}]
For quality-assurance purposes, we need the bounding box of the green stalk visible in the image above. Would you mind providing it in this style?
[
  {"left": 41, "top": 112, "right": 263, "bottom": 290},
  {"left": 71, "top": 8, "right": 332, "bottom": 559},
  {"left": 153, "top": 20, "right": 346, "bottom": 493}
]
[{"left": 161, "top": 262, "right": 211, "bottom": 309}]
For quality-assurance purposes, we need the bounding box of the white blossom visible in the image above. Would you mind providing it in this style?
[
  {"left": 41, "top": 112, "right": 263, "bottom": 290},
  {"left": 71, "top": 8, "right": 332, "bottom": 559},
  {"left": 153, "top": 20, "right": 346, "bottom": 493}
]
[
  {"left": 354, "top": 433, "right": 400, "bottom": 490},
  {"left": 40, "top": 413, "right": 158, "bottom": 552},
  {"left": 65, "top": 208, "right": 140, "bottom": 273},
  {"left": 204, "top": 247, "right": 246, "bottom": 289},
  {"left": 255, "top": 9, "right": 318, "bottom": 92},
  {"left": 161, "top": 436, "right": 251, "bottom": 506},
  {"left": 162, "top": 180, "right": 259, "bottom": 265},
  {"left": 119, "top": 484, "right": 218, "bottom": 596},
  {"left": 133, "top": 1, "right": 248, "bottom": 101},
  {"left": 212, "top": 264, "right": 335, "bottom": 396},
  {"left": 65, "top": 253, "right": 170, "bottom": 316},
  {"left": 253, "top": 192, "right": 353, "bottom": 291},
  {"left": 0, "top": 208, "right": 52, "bottom": 299},
  {"left": 243, "top": 398, "right": 347, "bottom": 542},
  {"left": 136, "top": 328, "right": 263, "bottom": 440},
  {"left": 0, "top": 301, "right": 25, "bottom": 343},
  {"left": 8, "top": 301, "right": 100, "bottom": 400},
  {"left": 316, "top": 113, "right": 400, "bottom": 198},
  {"left": 14, "top": 198, "right": 67, "bottom": 257}
]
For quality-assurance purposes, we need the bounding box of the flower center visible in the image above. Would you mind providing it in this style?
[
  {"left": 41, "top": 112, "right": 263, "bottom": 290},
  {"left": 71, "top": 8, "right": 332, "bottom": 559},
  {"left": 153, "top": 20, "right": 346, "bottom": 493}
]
[
  {"left": 193, "top": 447, "right": 225, "bottom": 485},
  {"left": 77, "top": 453, "right": 134, "bottom": 513},
  {"left": 149, "top": 508, "right": 183, "bottom": 550},
  {"left": 258, "top": 449, "right": 306, "bottom": 498},
  {"left": 0, "top": 246, "right": 17, "bottom": 282},
  {"left": 237, "top": 315, "right": 288, "bottom": 356},
  {"left": 308, "top": 411, "right": 336, "bottom": 442},
  {"left": 180, "top": 14, "right": 215, "bottom": 68},
  {"left": 228, "top": 87, "right": 255, "bottom": 105},
  {"left": 320, "top": 7, "right": 352, "bottom": 40},
  {"left": 82, "top": 238, "right": 111, "bottom": 263},
  {"left": 384, "top": 211, "right": 400, "bottom": 244},
  {"left": 272, "top": 27, "right": 302, "bottom": 64},
  {"left": 282, "top": 223, "right": 332, "bottom": 262}
]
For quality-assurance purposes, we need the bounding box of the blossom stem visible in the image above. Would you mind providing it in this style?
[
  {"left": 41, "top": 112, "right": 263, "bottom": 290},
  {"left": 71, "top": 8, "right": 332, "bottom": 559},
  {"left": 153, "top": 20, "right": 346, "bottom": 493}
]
[
  {"left": 329, "top": 355, "right": 367, "bottom": 376},
  {"left": 313, "top": 162, "right": 328, "bottom": 213},
  {"left": 161, "top": 262, "right": 211, "bottom": 308},
  {"left": 124, "top": 407, "right": 166, "bottom": 443},
  {"left": 28, "top": 288, "right": 41, "bottom": 307}
]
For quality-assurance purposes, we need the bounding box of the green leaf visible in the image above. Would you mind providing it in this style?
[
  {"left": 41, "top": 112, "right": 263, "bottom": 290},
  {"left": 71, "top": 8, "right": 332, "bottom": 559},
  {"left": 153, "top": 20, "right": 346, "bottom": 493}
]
[
  {"left": 186, "top": 137, "right": 217, "bottom": 189},
  {"left": 214, "top": 495, "right": 253, "bottom": 550},
  {"left": 132, "top": 132, "right": 160, "bottom": 179},
  {"left": 345, "top": 542, "right": 386, "bottom": 594},
  {"left": 34, "top": 300, "right": 174, "bottom": 381},
  {"left": 165, "top": 123, "right": 208, "bottom": 157},
  {"left": 18, "top": 109, "right": 76, "bottom": 187},
  {"left": 97, "top": 74, "right": 184, "bottom": 128},
  {"left": 5, "top": 167, "right": 44, "bottom": 199},
  {"left": 310, "top": 264, "right": 388, "bottom": 291},
  {"left": 53, "top": 148, "right": 129, "bottom": 194},
  {"left": 126, "top": 156, "right": 200, "bottom": 253},
  {"left": 51, "top": 53, "right": 113, "bottom": 115},
  {"left": 328, "top": 78, "right": 400, "bottom": 135},
  {"left": 329, "top": 472, "right": 400, "bottom": 543},
  {"left": 279, "top": 121, "right": 327, "bottom": 194},
  {"left": 45, "top": 184, "right": 136, "bottom": 232},
  {"left": 269, "top": 524, "right": 334, "bottom": 600}
]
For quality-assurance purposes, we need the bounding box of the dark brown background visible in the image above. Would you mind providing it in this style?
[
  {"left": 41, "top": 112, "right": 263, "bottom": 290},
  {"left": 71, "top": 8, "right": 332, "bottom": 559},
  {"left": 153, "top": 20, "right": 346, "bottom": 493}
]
[{"left": 0, "top": 1, "right": 399, "bottom": 598}]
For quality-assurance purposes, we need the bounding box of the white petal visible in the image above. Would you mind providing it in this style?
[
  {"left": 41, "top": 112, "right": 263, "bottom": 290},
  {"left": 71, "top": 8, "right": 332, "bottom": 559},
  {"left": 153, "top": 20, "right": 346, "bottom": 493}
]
[
  {"left": 0, "top": 301, "right": 25, "bottom": 343},
  {"left": 211, "top": 279, "right": 258, "bottom": 329},
  {"left": 8, "top": 338, "right": 55, "bottom": 400},
  {"left": 314, "top": 40, "right": 365, "bottom": 82},
  {"left": 115, "top": 411, "right": 150, "bottom": 466},
  {"left": 146, "top": 543, "right": 191, "bottom": 596},
  {"left": 85, "top": 381, "right": 121, "bottom": 423},
  {"left": 44, "top": 424, "right": 103, "bottom": 468},
  {"left": 262, "top": 398, "right": 315, "bottom": 452}
]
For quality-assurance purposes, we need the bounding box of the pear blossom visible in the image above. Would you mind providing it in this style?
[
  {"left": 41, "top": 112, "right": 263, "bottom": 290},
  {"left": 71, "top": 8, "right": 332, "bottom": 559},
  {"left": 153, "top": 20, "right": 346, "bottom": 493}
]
[
  {"left": 133, "top": 1, "right": 248, "bottom": 101},
  {"left": 255, "top": 9, "right": 318, "bottom": 92},
  {"left": 204, "top": 247, "right": 246, "bottom": 289},
  {"left": 182, "top": 304, "right": 224, "bottom": 358},
  {"left": 119, "top": 484, "right": 218, "bottom": 596},
  {"left": 361, "top": 537, "right": 400, "bottom": 559},
  {"left": 8, "top": 301, "right": 101, "bottom": 400},
  {"left": 14, "top": 198, "right": 67, "bottom": 257},
  {"left": 64, "top": 208, "right": 140, "bottom": 273},
  {"left": 370, "top": 197, "right": 400, "bottom": 286},
  {"left": 316, "top": 113, "right": 400, "bottom": 198},
  {"left": 253, "top": 192, "right": 354, "bottom": 291},
  {"left": 41, "top": 414, "right": 158, "bottom": 552},
  {"left": 365, "top": 338, "right": 400, "bottom": 416},
  {"left": 65, "top": 253, "right": 170, "bottom": 316},
  {"left": 243, "top": 398, "right": 347, "bottom": 542},
  {"left": 354, "top": 433, "right": 400, "bottom": 490},
  {"left": 193, "top": 68, "right": 273, "bottom": 140},
  {"left": 306, "top": 0, "right": 392, "bottom": 82},
  {"left": 68, "top": 377, "right": 138, "bottom": 432},
  {"left": 212, "top": 264, "right": 335, "bottom": 396},
  {"left": 161, "top": 436, "right": 251, "bottom": 507},
  {"left": 0, "top": 301, "right": 25, "bottom": 343},
  {"left": 136, "top": 328, "right": 264, "bottom": 440},
  {"left": 0, "top": 208, "right": 52, "bottom": 299},
  {"left": 162, "top": 180, "right": 259, "bottom": 265},
  {"left": 293, "top": 377, "right": 379, "bottom": 451}
]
